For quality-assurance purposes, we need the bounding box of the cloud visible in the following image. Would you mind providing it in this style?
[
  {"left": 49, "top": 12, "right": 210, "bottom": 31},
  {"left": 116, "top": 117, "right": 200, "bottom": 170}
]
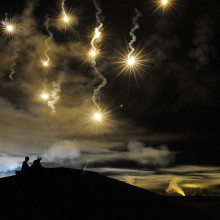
[
  {"left": 0, "top": 156, "right": 23, "bottom": 172},
  {"left": 127, "top": 140, "right": 175, "bottom": 166},
  {"left": 189, "top": 15, "right": 215, "bottom": 70},
  {"left": 43, "top": 140, "right": 81, "bottom": 164},
  {"left": 78, "top": 140, "right": 175, "bottom": 168},
  {"left": 47, "top": 72, "right": 64, "bottom": 115}
]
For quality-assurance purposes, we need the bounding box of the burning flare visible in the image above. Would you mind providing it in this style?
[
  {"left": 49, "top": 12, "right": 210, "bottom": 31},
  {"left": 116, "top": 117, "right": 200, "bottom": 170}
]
[
  {"left": 162, "top": 0, "right": 168, "bottom": 5},
  {"left": 94, "top": 113, "right": 102, "bottom": 122},
  {"left": 40, "top": 93, "right": 49, "bottom": 100},
  {"left": 127, "top": 56, "right": 136, "bottom": 66}
]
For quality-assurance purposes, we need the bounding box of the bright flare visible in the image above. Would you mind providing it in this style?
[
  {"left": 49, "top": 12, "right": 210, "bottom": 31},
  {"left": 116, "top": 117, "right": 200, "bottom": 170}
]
[
  {"left": 63, "top": 15, "right": 69, "bottom": 23},
  {"left": 43, "top": 61, "right": 49, "bottom": 67},
  {"left": 2, "top": 20, "right": 18, "bottom": 37},
  {"left": 40, "top": 93, "right": 49, "bottom": 100},
  {"left": 162, "top": 0, "right": 168, "bottom": 5},
  {"left": 94, "top": 113, "right": 102, "bottom": 122},
  {"left": 6, "top": 25, "right": 14, "bottom": 32},
  {"left": 94, "top": 28, "right": 101, "bottom": 39},
  {"left": 90, "top": 50, "right": 96, "bottom": 57},
  {"left": 127, "top": 56, "right": 136, "bottom": 66}
]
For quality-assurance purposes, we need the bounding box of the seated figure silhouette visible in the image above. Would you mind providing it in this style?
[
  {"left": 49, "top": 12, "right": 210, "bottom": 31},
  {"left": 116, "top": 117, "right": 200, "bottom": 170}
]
[
  {"left": 21, "top": 156, "right": 30, "bottom": 173},
  {"left": 31, "top": 156, "right": 43, "bottom": 171},
  {"left": 15, "top": 156, "right": 30, "bottom": 175}
]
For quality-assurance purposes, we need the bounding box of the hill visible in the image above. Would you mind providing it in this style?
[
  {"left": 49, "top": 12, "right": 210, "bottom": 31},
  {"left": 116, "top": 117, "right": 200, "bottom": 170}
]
[{"left": 0, "top": 168, "right": 218, "bottom": 220}]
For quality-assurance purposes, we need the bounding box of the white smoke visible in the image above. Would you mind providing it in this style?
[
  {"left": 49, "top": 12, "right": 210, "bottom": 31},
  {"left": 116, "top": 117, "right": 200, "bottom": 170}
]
[
  {"left": 9, "top": 61, "right": 16, "bottom": 80},
  {"left": 0, "top": 156, "right": 23, "bottom": 172},
  {"left": 128, "top": 8, "right": 142, "bottom": 57},
  {"left": 91, "top": 63, "right": 107, "bottom": 107},
  {"left": 44, "top": 14, "right": 53, "bottom": 64},
  {"left": 43, "top": 140, "right": 81, "bottom": 163},
  {"left": 93, "top": 0, "right": 103, "bottom": 25},
  {"left": 91, "top": 0, "right": 107, "bottom": 108},
  {"left": 47, "top": 72, "right": 64, "bottom": 115},
  {"left": 189, "top": 15, "right": 214, "bottom": 70},
  {"left": 61, "top": 0, "right": 67, "bottom": 17},
  {"left": 127, "top": 140, "right": 174, "bottom": 166}
]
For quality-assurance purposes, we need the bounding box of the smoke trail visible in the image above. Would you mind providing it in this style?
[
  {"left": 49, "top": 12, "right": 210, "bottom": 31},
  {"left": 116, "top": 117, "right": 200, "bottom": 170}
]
[
  {"left": 166, "top": 178, "right": 185, "bottom": 196},
  {"left": 90, "top": 0, "right": 107, "bottom": 108},
  {"left": 91, "top": 62, "right": 107, "bottom": 107},
  {"left": 93, "top": 0, "right": 102, "bottom": 25},
  {"left": 44, "top": 14, "right": 53, "bottom": 65},
  {"left": 47, "top": 73, "right": 64, "bottom": 115},
  {"left": 9, "top": 62, "right": 16, "bottom": 80},
  {"left": 128, "top": 8, "right": 142, "bottom": 58},
  {"left": 61, "top": 0, "right": 67, "bottom": 17},
  {"left": 41, "top": 15, "right": 53, "bottom": 95}
]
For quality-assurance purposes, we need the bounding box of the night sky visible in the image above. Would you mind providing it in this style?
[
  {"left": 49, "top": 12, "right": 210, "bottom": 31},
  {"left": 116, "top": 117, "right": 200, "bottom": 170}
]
[{"left": 0, "top": 0, "right": 219, "bottom": 195}]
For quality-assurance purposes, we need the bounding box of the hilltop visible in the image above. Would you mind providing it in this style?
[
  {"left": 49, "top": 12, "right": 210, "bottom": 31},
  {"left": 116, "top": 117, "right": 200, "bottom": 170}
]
[{"left": 0, "top": 168, "right": 218, "bottom": 220}]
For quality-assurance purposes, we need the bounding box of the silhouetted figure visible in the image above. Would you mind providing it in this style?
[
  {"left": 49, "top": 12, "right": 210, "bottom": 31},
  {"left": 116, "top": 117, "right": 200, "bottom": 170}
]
[
  {"left": 21, "top": 156, "right": 30, "bottom": 172},
  {"left": 31, "top": 156, "right": 43, "bottom": 170}
]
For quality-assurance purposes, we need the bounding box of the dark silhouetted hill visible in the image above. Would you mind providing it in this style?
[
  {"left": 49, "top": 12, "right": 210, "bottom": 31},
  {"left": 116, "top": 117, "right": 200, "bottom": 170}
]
[{"left": 0, "top": 168, "right": 218, "bottom": 220}]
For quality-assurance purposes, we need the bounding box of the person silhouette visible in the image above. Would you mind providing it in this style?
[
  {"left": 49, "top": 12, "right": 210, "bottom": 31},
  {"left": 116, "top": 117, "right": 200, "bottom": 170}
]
[
  {"left": 32, "top": 156, "right": 43, "bottom": 170},
  {"left": 21, "top": 156, "right": 30, "bottom": 172}
]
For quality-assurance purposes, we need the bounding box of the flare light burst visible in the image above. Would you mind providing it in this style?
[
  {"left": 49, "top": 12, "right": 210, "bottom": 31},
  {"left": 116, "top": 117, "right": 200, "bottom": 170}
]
[
  {"left": 154, "top": 0, "right": 176, "bottom": 14},
  {"left": 162, "top": 0, "right": 168, "bottom": 5},
  {"left": 1, "top": 19, "right": 18, "bottom": 37},
  {"left": 90, "top": 107, "right": 107, "bottom": 125},
  {"left": 42, "top": 61, "right": 49, "bottom": 67},
  {"left": 117, "top": 48, "right": 148, "bottom": 77},
  {"left": 83, "top": 105, "right": 114, "bottom": 135},
  {"left": 57, "top": 12, "right": 75, "bottom": 29},
  {"left": 40, "top": 93, "right": 49, "bottom": 100},
  {"left": 127, "top": 56, "right": 136, "bottom": 66}
]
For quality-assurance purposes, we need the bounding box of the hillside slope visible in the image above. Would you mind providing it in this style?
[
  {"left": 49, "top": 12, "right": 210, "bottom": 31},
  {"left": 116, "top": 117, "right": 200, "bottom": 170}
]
[{"left": 0, "top": 168, "right": 218, "bottom": 220}]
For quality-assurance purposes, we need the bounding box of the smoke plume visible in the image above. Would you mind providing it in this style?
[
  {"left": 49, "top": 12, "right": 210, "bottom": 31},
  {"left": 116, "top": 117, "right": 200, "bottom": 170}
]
[
  {"left": 47, "top": 72, "right": 64, "bottom": 115},
  {"left": 127, "top": 141, "right": 174, "bottom": 166},
  {"left": 43, "top": 140, "right": 81, "bottom": 164},
  {"left": 0, "top": 156, "right": 23, "bottom": 172}
]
